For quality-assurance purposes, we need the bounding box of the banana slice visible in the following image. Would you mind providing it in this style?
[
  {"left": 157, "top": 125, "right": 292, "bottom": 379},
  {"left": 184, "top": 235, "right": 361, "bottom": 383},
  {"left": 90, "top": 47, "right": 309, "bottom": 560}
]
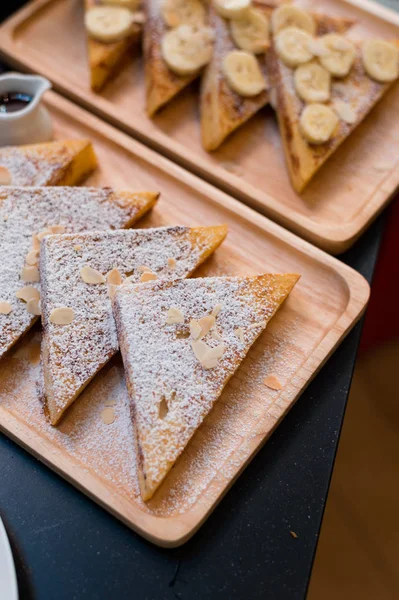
[
  {"left": 318, "top": 34, "right": 355, "bottom": 77},
  {"left": 294, "top": 62, "right": 331, "bottom": 103},
  {"left": 230, "top": 7, "right": 269, "bottom": 54},
  {"left": 362, "top": 39, "right": 399, "bottom": 83},
  {"left": 161, "top": 25, "right": 214, "bottom": 76},
  {"left": 275, "top": 27, "right": 313, "bottom": 68},
  {"left": 214, "top": 0, "right": 251, "bottom": 21},
  {"left": 300, "top": 103, "right": 339, "bottom": 145},
  {"left": 160, "top": 0, "right": 206, "bottom": 28},
  {"left": 100, "top": 0, "right": 142, "bottom": 10},
  {"left": 271, "top": 5, "right": 316, "bottom": 35},
  {"left": 85, "top": 6, "right": 134, "bottom": 43},
  {"left": 222, "top": 49, "right": 267, "bottom": 96}
]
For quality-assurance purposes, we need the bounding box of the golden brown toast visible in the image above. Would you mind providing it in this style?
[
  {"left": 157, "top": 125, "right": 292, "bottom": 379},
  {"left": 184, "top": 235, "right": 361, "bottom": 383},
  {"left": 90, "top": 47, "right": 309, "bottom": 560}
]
[
  {"left": 40, "top": 225, "right": 227, "bottom": 425},
  {"left": 85, "top": 0, "right": 142, "bottom": 92},
  {"left": 0, "top": 187, "right": 158, "bottom": 363},
  {"left": 113, "top": 273, "right": 299, "bottom": 501},
  {"left": 144, "top": 0, "right": 208, "bottom": 116},
  {"left": 200, "top": 2, "right": 272, "bottom": 152},
  {"left": 0, "top": 139, "right": 97, "bottom": 186},
  {"left": 268, "top": 38, "right": 399, "bottom": 192}
]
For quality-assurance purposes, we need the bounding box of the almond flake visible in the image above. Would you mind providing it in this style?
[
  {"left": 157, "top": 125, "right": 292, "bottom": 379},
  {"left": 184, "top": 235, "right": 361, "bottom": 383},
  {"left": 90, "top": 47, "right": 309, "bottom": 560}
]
[
  {"left": 190, "top": 339, "right": 210, "bottom": 362},
  {"left": 198, "top": 315, "right": 215, "bottom": 338},
  {"left": 202, "top": 343, "right": 225, "bottom": 369},
  {"left": 0, "top": 301, "right": 13, "bottom": 315},
  {"left": 263, "top": 375, "right": 283, "bottom": 390},
  {"left": 37, "top": 229, "right": 52, "bottom": 242},
  {"left": 73, "top": 245, "right": 82, "bottom": 252},
  {"left": 25, "top": 250, "right": 40, "bottom": 266},
  {"left": 15, "top": 286, "right": 40, "bottom": 303},
  {"left": 26, "top": 298, "right": 41, "bottom": 316},
  {"left": 80, "top": 265, "right": 106, "bottom": 284},
  {"left": 189, "top": 319, "right": 202, "bottom": 340},
  {"left": 165, "top": 307, "right": 184, "bottom": 325},
  {"left": 0, "top": 166, "right": 12, "bottom": 185},
  {"left": 101, "top": 407, "right": 115, "bottom": 425},
  {"left": 167, "top": 257, "right": 177, "bottom": 269},
  {"left": 31, "top": 234, "right": 40, "bottom": 251},
  {"left": 334, "top": 100, "right": 357, "bottom": 124},
  {"left": 249, "top": 320, "right": 266, "bottom": 329},
  {"left": 106, "top": 268, "right": 123, "bottom": 285},
  {"left": 211, "top": 327, "right": 223, "bottom": 341},
  {"left": 49, "top": 224, "right": 66, "bottom": 234},
  {"left": 21, "top": 266, "right": 40, "bottom": 283},
  {"left": 49, "top": 306, "right": 74, "bottom": 325},
  {"left": 234, "top": 327, "right": 245, "bottom": 343},
  {"left": 211, "top": 303, "right": 222, "bottom": 317},
  {"left": 140, "top": 271, "right": 158, "bottom": 283},
  {"left": 138, "top": 265, "right": 152, "bottom": 273}
]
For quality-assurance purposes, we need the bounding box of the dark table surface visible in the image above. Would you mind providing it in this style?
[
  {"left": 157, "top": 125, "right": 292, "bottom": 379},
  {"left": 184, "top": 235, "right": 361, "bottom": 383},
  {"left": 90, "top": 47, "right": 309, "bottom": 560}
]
[{"left": 0, "top": 2, "right": 388, "bottom": 599}]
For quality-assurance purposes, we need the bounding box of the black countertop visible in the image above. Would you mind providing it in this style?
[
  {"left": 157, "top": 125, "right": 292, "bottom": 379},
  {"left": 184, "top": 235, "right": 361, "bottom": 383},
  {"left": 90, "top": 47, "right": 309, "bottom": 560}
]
[{"left": 0, "top": 2, "right": 386, "bottom": 598}]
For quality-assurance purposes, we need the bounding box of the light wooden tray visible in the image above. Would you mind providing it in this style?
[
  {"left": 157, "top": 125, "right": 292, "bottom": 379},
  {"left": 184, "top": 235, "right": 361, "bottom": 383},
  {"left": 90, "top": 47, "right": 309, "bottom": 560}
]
[
  {"left": 0, "top": 0, "right": 398, "bottom": 253},
  {"left": 0, "top": 92, "right": 369, "bottom": 547}
]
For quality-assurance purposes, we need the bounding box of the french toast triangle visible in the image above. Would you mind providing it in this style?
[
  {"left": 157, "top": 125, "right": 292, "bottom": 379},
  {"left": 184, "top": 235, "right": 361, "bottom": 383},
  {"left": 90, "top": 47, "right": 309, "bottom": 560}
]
[
  {"left": 0, "top": 139, "right": 97, "bottom": 187},
  {"left": 40, "top": 225, "right": 227, "bottom": 425},
  {"left": 144, "top": 0, "right": 212, "bottom": 116},
  {"left": 84, "top": 0, "right": 142, "bottom": 92},
  {"left": 0, "top": 186, "right": 158, "bottom": 364},
  {"left": 112, "top": 273, "right": 299, "bottom": 501}
]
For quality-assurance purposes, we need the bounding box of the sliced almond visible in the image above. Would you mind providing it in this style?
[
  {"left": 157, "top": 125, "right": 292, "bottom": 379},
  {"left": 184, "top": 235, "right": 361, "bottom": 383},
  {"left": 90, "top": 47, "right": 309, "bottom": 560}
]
[
  {"left": 263, "top": 375, "right": 283, "bottom": 390},
  {"left": 191, "top": 339, "right": 210, "bottom": 362},
  {"left": 234, "top": 327, "right": 245, "bottom": 343},
  {"left": 198, "top": 315, "right": 215, "bottom": 338},
  {"left": 211, "top": 303, "right": 222, "bottom": 317},
  {"left": 211, "top": 327, "right": 223, "bottom": 341},
  {"left": 249, "top": 320, "right": 266, "bottom": 329},
  {"left": 138, "top": 265, "right": 152, "bottom": 273},
  {"left": 140, "top": 271, "right": 158, "bottom": 283},
  {"left": 101, "top": 406, "right": 115, "bottom": 425},
  {"left": 202, "top": 343, "right": 225, "bottom": 369},
  {"left": 80, "top": 265, "right": 106, "bottom": 285},
  {"left": 0, "top": 301, "right": 13, "bottom": 315},
  {"left": 0, "top": 166, "right": 12, "bottom": 186},
  {"left": 31, "top": 234, "right": 40, "bottom": 251},
  {"left": 25, "top": 250, "right": 40, "bottom": 266},
  {"left": 49, "top": 224, "right": 66, "bottom": 234},
  {"left": 37, "top": 229, "right": 52, "bottom": 242},
  {"left": 107, "top": 268, "right": 123, "bottom": 285},
  {"left": 15, "top": 286, "right": 40, "bottom": 303},
  {"left": 26, "top": 298, "right": 41, "bottom": 316},
  {"left": 165, "top": 307, "right": 184, "bottom": 325},
  {"left": 49, "top": 307, "right": 74, "bottom": 325},
  {"left": 167, "top": 257, "right": 177, "bottom": 269},
  {"left": 189, "top": 319, "right": 202, "bottom": 340},
  {"left": 21, "top": 266, "right": 40, "bottom": 283}
]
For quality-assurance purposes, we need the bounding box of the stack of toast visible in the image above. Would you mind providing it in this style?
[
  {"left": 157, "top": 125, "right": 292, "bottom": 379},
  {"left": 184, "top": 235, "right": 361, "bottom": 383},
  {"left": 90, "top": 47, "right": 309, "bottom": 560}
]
[
  {"left": 0, "top": 137, "right": 299, "bottom": 501},
  {"left": 82, "top": 0, "right": 399, "bottom": 193}
]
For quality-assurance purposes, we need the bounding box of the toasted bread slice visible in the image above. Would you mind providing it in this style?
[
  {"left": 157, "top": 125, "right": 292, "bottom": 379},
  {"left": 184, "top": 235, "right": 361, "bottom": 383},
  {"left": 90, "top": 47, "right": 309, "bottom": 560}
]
[
  {"left": 85, "top": 0, "right": 142, "bottom": 92},
  {"left": 0, "top": 187, "right": 157, "bottom": 363},
  {"left": 200, "top": 6, "right": 354, "bottom": 152},
  {"left": 113, "top": 273, "right": 299, "bottom": 501},
  {"left": 144, "top": 0, "right": 208, "bottom": 116},
  {"left": 40, "top": 225, "right": 227, "bottom": 425},
  {"left": 268, "top": 33, "right": 397, "bottom": 192},
  {"left": 0, "top": 139, "right": 97, "bottom": 187}
]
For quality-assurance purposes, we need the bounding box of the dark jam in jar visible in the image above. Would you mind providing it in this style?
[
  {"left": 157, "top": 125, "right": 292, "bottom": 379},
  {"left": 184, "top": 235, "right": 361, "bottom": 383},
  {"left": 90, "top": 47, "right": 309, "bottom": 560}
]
[{"left": 0, "top": 91, "right": 33, "bottom": 113}]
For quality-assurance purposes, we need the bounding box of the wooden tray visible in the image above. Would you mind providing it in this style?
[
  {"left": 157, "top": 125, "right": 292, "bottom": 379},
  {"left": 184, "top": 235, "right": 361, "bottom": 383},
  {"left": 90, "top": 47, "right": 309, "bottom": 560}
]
[
  {"left": 0, "top": 91, "right": 369, "bottom": 547},
  {"left": 0, "top": 0, "right": 398, "bottom": 253}
]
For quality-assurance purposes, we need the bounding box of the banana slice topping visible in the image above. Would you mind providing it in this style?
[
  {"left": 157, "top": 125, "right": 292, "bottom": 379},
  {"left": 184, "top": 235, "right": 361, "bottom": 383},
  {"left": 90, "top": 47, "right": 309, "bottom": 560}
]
[
  {"left": 271, "top": 5, "right": 316, "bottom": 36},
  {"left": 318, "top": 34, "right": 356, "bottom": 77},
  {"left": 362, "top": 39, "right": 399, "bottom": 83},
  {"left": 275, "top": 27, "right": 313, "bottom": 67},
  {"left": 230, "top": 7, "right": 269, "bottom": 54},
  {"left": 214, "top": 0, "right": 251, "bottom": 21},
  {"left": 294, "top": 62, "right": 331, "bottom": 103},
  {"left": 222, "top": 49, "right": 267, "bottom": 96},
  {"left": 300, "top": 103, "right": 339, "bottom": 145},
  {"left": 85, "top": 6, "right": 135, "bottom": 43},
  {"left": 160, "top": 0, "right": 206, "bottom": 28},
  {"left": 161, "top": 25, "right": 215, "bottom": 76}
]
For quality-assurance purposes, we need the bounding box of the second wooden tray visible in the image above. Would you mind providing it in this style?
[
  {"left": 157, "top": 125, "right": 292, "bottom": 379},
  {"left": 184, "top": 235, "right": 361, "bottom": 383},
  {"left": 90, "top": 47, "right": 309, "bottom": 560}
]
[{"left": 1, "top": 0, "right": 398, "bottom": 253}]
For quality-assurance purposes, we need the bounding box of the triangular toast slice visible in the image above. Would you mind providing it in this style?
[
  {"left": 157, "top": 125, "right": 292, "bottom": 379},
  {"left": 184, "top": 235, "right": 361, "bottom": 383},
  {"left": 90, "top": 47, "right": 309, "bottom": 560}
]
[
  {"left": 0, "top": 186, "right": 157, "bottom": 363},
  {"left": 144, "top": 0, "right": 208, "bottom": 116},
  {"left": 267, "top": 32, "right": 398, "bottom": 192},
  {"left": 40, "top": 225, "right": 227, "bottom": 425},
  {"left": 0, "top": 139, "right": 97, "bottom": 187},
  {"left": 200, "top": 6, "right": 353, "bottom": 151},
  {"left": 113, "top": 273, "right": 299, "bottom": 500},
  {"left": 85, "top": 0, "right": 142, "bottom": 92}
]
